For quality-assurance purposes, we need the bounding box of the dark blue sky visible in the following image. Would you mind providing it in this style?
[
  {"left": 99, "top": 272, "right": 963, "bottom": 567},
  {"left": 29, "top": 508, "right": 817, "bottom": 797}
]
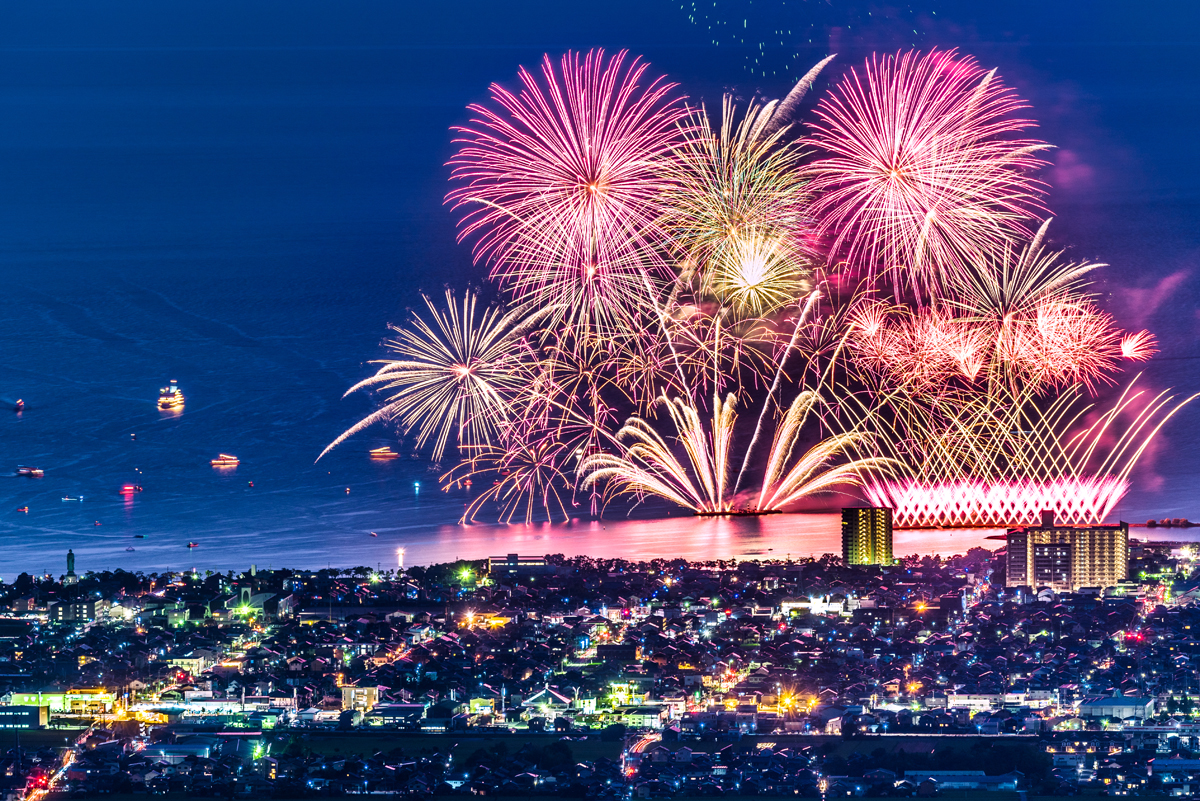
[{"left": 4, "top": 0, "right": 1191, "bottom": 310}]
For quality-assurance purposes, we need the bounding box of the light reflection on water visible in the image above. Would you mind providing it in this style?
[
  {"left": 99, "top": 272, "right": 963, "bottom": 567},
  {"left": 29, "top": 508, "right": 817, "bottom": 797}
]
[{"left": 418, "top": 514, "right": 1006, "bottom": 565}]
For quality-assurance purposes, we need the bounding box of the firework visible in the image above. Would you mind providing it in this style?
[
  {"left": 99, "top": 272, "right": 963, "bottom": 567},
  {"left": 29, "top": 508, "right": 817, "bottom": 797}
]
[
  {"left": 866, "top": 476, "right": 1129, "bottom": 528},
  {"left": 756, "top": 391, "right": 891, "bottom": 510},
  {"left": 325, "top": 49, "right": 1190, "bottom": 531},
  {"left": 448, "top": 49, "right": 687, "bottom": 328},
  {"left": 446, "top": 439, "right": 576, "bottom": 524},
  {"left": 806, "top": 49, "right": 1050, "bottom": 295},
  {"left": 847, "top": 224, "right": 1153, "bottom": 397},
  {"left": 840, "top": 378, "right": 1199, "bottom": 527},
  {"left": 583, "top": 394, "right": 738, "bottom": 513},
  {"left": 319, "top": 290, "right": 546, "bottom": 463},
  {"left": 581, "top": 391, "right": 886, "bottom": 514},
  {"left": 1120, "top": 330, "right": 1157, "bottom": 361},
  {"left": 660, "top": 94, "right": 814, "bottom": 316}
]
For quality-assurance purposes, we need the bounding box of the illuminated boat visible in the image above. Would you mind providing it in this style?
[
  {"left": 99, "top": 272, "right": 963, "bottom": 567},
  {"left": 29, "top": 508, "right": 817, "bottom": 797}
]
[
  {"left": 119, "top": 485, "right": 143, "bottom": 495},
  {"left": 61, "top": 496, "right": 82, "bottom": 502},
  {"left": 186, "top": 542, "right": 199, "bottom": 548},
  {"left": 369, "top": 446, "right": 400, "bottom": 459},
  {"left": 16, "top": 507, "right": 28, "bottom": 513},
  {"left": 157, "top": 380, "right": 185, "bottom": 410},
  {"left": 16, "top": 466, "right": 43, "bottom": 477},
  {"left": 210, "top": 454, "right": 239, "bottom": 467},
  {"left": 13, "top": 399, "right": 23, "bottom": 412}
]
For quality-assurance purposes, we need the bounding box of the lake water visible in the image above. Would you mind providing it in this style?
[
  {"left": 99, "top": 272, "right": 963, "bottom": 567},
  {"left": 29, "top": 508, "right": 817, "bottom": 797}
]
[{"left": 0, "top": 2, "right": 1197, "bottom": 576}]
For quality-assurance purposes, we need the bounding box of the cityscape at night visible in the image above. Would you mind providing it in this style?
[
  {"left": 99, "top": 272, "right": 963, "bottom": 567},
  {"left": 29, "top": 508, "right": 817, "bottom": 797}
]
[{"left": 0, "top": 0, "right": 1199, "bottom": 797}]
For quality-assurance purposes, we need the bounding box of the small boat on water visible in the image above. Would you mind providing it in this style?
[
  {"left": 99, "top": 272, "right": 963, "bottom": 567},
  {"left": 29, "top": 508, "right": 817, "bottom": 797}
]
[
  {"left": 13, "top": 399, "right": 23, "bottom": 412},
  {"left": 370, "top": 532, "right": 378, "bottom": 537},
  {"left": 119, "top": 485, "right": 143, "bottom": 495},
  {"left": 186, "top": 542, "right": 199, "bottom": 548},
  {"left": 61, "top": 496, "right": 82, "bottom": 502},
  {"left": 125, "top": 547, "right": 135, "bottom": 552},
  {"left": 134, "top": 534, "right": 145, "bottom": 539},
  {"left": 16, "top": 466, "right": 43, "bottom": 478},
  {"left": 16, "top": 507, "right": 27, "bottom": 513},
  {"left": 211, "top": 454, "right": 239, "bottom": 467},
  {"left": 369, "top": 446, "right": 400, "bottom": 459},
  {"left": 157, "top": 380, "right": 185, "bottom": 410}
]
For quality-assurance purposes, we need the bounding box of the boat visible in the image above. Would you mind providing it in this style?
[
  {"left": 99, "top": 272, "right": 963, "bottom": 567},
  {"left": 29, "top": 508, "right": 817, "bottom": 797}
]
[
  {"left": 93, "top": 521, "right": 101, "bottom": 526},
  {"left": 13, "top": 399, "right": 22, "bottom": 412},
  {"left": 210, "top": 454, "right": 239, "bottom": 467},
  {"left": 16, "top": 466, "right": 43, "bottom": 478},
  {"left": 157, "top": 380, "right": 185, "bottom": 410},
  {"left": 134, "top": 534, "right": 145, "bottom": 539},
  {"left": 61, "top": 496, "right": 82, "bottom": 502},
  {"left": 369, "top": 446, "right": 400, "bottom": 459},
  {"left": 125, "top": 547, "right": 135, "bottom": 552},
  {"left": 370, "top": 532, "right": 378, "bottom": 537},
  {"left": 186, "top": 542, "right": 199, "bottom": 548},
  {"left": 119, "top": 485, "right": 143, "bottom": 494},
  {"left": 16, "top": 507, "right": 27, "bottom": 513}
]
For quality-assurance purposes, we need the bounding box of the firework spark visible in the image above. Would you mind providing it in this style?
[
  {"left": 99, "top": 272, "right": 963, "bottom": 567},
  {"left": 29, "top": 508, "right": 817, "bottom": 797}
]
[
  {"left": 806, "top": 49, "right": 1050, "bottom": 295},
  {"left": 582, "top": 391, "right": 886, "bottom": 514},
  {"left": 847, "top": 224, "right": 1151, "bottom": 396},
  {"left": 866, "top": 476, "right": 1129, "bottom": 528},
  {"left": 839, "top": 377, "right": 1199, "bottom": 527},
  {"left": 660, "top": 94, "right": 814, "bottom": 316},
  {"left": 448, "top": 49, "right": 687, "bottom": 328},
  {"left": 319, "top": 290, "right": 546, "bottom": 463}
]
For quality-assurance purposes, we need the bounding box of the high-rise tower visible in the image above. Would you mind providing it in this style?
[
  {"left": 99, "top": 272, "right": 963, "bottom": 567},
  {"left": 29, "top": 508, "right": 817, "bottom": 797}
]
[{"left": 842, "top": 507, "right": 893, "bottom": 566}]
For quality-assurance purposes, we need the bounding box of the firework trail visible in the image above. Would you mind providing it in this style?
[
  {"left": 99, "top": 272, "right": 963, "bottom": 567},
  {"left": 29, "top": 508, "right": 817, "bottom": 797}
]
[
  {"left": 581, "top": 392, "right": 887, "bottom": 514},
  {"left": 806, "top": 49, "right": 1050, "bottom": 296},
  {"left": 448, "top": 49, "right": 688, "bottom": 330},
  {"left": 839, "top": 377, "right": 1198, "bottom": 527}
]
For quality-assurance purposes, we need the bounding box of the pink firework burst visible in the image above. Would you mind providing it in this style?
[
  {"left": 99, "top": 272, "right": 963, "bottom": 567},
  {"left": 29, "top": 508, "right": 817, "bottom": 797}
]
[
  {"left": 1120, "top": 330, "right": 1158, "bottom": 361},
  {"left": 806, "top": 49, "right": 1050, "bottom": 295},
  {"left": 1001, "top": 298, "right": 1123, "bottom": 391},
  {"left": 849, "top": 303, "right": 985, "bottom": 392},
  {"left": 448, "top": 49, "right": 688, "bottom": 327}
]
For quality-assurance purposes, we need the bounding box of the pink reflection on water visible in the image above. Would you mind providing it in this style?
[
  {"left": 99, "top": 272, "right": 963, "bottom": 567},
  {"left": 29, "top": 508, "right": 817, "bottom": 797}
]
[{"left": 426, "top": 513, "right": 1004, "bottom": 564}]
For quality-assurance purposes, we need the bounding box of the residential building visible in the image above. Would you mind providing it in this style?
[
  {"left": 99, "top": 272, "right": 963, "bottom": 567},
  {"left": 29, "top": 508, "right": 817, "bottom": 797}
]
[
  {"left": 1006, "top": 511, "right": 1128, "bottom": 591},
  {"left": 842, "top": 507, "right": 893, "bottom": 566}
]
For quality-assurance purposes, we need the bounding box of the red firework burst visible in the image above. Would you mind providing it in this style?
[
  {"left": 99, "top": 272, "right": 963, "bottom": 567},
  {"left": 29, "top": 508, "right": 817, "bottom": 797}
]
[
  {"left": 806, "top": 49, "right": 1050, "bottom": 294},
  {"left": 850, "top": 296, "right": 1144, "bottom": 396},
  {"left": 448, "top": 49, "right": 688, "bottom": 326}
]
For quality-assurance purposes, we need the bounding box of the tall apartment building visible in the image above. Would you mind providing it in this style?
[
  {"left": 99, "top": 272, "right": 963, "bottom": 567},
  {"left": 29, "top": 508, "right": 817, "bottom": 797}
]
[
  {"left": 1006, "top": 510, "right": 1128, "bottom": 591},
  {"left": 842, "top": 507, "right": 893, "bottom": 566}
]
